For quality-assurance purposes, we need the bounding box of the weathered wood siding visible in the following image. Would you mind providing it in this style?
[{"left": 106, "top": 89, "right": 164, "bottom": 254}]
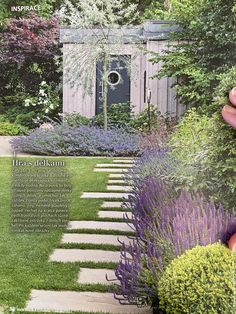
[
  {"left": 62, "top": 41, "right": 185, "bottom": 118},
  {"left": 146, "top": 41, "right": 186, "bottom": 117}
]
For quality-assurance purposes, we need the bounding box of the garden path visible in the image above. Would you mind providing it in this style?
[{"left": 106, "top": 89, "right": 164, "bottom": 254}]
[
  {"left": 25, "top": 159, "right": 151, "bottom": 313},
  {"left": 0, "top": 136, "right": 30, "bottom": 156},
  {"left": 0, "top": 136, "right": 14, "bottom": 156}
]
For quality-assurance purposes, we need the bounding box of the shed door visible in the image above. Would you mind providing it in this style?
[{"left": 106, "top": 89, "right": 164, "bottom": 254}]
[{"left": 96, "top": 55, "right": 131, "bottom": 115}]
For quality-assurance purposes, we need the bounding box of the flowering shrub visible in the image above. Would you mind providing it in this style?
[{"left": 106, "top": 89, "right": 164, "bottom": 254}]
[
  {"left": 126, "top": 148, "right": 178, "bottom": 187},
  {"left": 24, "top": 81, "right": 61, "bottom": 123},
  {"left": 158, "top": 243, "right": 235, "bottom": 314},
  {"left": 115, "top": 175, "right": 236, "bottom": 308},
  {"left": 11, "top": 124, "right": 141, "bottom": 156}
]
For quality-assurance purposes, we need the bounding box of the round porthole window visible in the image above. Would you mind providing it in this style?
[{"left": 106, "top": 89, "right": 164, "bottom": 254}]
[{"left": 108, "top": 71, "right": 121, "bottom": 86}]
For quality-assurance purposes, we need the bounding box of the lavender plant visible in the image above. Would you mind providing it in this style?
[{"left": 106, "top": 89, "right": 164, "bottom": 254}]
[
  {"left": 115, "top": 175, "right": 236, "bottom": 308},
  {"left": 11, "top": 123, "right": 141, "bottom": 157},
  {"left": 126, "top": 148, "right": 179, "bottom": 185}
]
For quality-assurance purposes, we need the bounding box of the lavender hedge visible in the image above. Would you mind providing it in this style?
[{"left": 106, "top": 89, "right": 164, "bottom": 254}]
[
  {"left": 11, "top": 123, "right": 141, "bottom": 156},
  {"left": 115, "top": 173, "right": 236, "bottom": 308}
]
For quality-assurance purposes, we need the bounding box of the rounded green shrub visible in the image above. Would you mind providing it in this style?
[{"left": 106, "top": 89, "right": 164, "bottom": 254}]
[{"left": 158, "top": 243, "right": 235, "bottom": 314}]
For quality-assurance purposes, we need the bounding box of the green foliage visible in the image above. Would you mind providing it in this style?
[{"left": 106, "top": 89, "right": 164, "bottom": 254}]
[
  {"left": 130, "top": 104, "right": 159, "bottom": 132},
  {"left": 14, "top": 112, "right": 37, "bottom": 128},
  {"left": 158, "top": 243, "right": 235, "bottom": 314},
  {"left": 0, "top": 93, "right": 30, "bottom": 116},
  {"left": 62, "top": 113, "right": 90, "bottom": 127},
  {"left": 208, "top": 66, "right": 236, "bottom": 114},
  {"left": 91, "top": 103, "right": 133, "bottom": 129},
  {"left": 150, "top": 0, "right": 236, "bottom": 111},
  {"left": 0, "top": 0, "right": 61, "bottom": 21},
  {"left": 23, "top": 81, "right": 61, "bottom": 120},
  {"left": 90, "top": 102, "right": 160, "bottom": 133},
  {"left": 166, "top": 0, "right": 205, "bottom": 23},
  {"left": 0, "top": 121, "right": 28, "bottom": 135},
  {"left": 0, "top": 82, "right": 62, "bottom": 129},
  {"left": 141, "top": 0, "right": 168, "bottom": 20},
  {"left": 168, "top": 109, "right": 236, "bottom": 210}
]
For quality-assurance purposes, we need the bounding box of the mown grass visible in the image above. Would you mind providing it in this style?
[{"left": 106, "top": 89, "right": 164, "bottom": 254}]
[{"left": 0, "top": 156, "right": 128, "bottom": 311}]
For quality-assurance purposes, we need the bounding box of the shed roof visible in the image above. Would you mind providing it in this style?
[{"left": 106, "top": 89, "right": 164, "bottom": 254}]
[{"left": 60, "top": 21, "right": 178, "bottom": 44}]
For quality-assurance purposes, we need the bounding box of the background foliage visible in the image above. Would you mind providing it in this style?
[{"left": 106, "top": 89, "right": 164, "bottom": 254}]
[
  {"left": 150, "top": 0, "right": 236, "bottom": 112},
  {"left": 0, "top": 12, "right": 61, "bottom": 131}
]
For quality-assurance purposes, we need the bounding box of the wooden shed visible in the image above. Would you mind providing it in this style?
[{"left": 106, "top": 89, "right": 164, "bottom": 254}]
[{"left": 60, "top": 21, "right": 185, "bottom": 118}]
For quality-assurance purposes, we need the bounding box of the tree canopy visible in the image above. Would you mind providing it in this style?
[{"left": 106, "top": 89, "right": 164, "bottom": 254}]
[{"left": 149, "top": 0, "right": 236, "bottom": 113}]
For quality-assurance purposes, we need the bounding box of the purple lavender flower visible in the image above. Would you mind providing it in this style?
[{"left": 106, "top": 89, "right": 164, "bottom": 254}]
[
  {"left": 115, "top": 174, "right": 236, "bottom": 307},
  {"left": 10, "top": 123, "right": 141, "bottom": 157}
]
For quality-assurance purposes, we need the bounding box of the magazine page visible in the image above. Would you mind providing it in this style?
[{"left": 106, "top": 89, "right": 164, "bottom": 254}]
[{"left": 0, "top": 1, "right": 236, "bottom": 313}]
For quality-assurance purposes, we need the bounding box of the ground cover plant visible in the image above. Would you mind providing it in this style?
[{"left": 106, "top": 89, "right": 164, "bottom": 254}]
[
  {"left": 0, "top": 121, "right": 28, "bottom": 135},
  {"left": 0, "top": 156, "right": 124, "bottom": 313},
  {"left": 11, "top": 123, "right": 141, "bottom": 157}
]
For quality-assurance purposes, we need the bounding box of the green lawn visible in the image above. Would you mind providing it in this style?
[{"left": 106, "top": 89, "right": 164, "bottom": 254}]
[{"left": 0, "top": 157, "right": 128, "bottom": 311}]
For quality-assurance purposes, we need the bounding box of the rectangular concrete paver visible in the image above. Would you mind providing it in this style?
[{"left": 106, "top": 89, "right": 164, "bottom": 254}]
[
  {"left": 96, "top": 164, "right": 132, "bottom": 168},
  {"left": 95, "top": 168, "right": 128, "bottom": 173},
  {"left": 78, "top": 268, "right": 116, "bottom": 285},
  {"left": 81, "top": 192, "right": 130, "bottom": 199},
  {"left": 109, "top": 174, "right": 127, "bottom": 178},
  {"left": 113, "top": 160, "right": 134, "bottom": 163},
  {"left": 98, "top": 211, "right": 132, "bottom": 220},
  {"left": 49, "top": 249, "right": 123, "bottom": 263},
  {"left": 107, "top": 185, "right": 132, "bottom": 192},
  {"left": 62, "top": 233, "right": 131, "bottom": 246},
  {"left": 67, "top": 221, "right": 133, "bottom": 232},
  {"left": 101, "top": 201, "right": 127, "bottom": 208},
  {"left": 25, "top": 290, "right": 151, "bottom": 313},
  {"left": 108, "top": 180, "right": 129, "bottom": 184}
]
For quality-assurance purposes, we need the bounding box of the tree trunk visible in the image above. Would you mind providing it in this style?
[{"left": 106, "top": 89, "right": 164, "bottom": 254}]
[{"left": 102, "top": 53, "right": 109, "bottom": 131}]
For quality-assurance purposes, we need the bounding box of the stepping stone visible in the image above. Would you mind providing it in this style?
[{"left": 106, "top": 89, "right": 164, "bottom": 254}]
[
  {"left": 108, "top": 179, "right": 129, "bottom": 184},
  {"left": 95, "top": 168, "right": 128, "bottom": 173},
  {"left": 98, "top": 211, "right": 132, "bottom": 220},
  {"left": 67, "top": 221, "right": 133, "bottom": 232},
  {"left": 96, "top": 164, "right": 132, "bottom": 168},
  {"left": 62, "top": 233, "right": 131, "bottom": 246},
  {"left": 81, "top": 192, "right": 130, "bottom": 199},
  {"left": 109, "top": 174, "right": 126, "bottom": 178},
  {"left": 101, "top": 201, "right": 126, "bottom": 208},
  {"left": 113, "top": 160, "right": 134, "bottom": 163},
  {"left": 78, "top": 268, "right": 116, "bottom": 285},
  {"left": 25, "top": 290, "right": 151, "bottom": 313},
  {"left": 49, "top": 249, "right": 123, "bottom": 263},
  {"left": 107, "top": 185, "right": 132, "bottom": 192}
]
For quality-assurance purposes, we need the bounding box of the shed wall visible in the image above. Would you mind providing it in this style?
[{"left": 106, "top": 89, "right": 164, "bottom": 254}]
[{"left": 62, "top": 41, "right": 185, "bottom": 118}]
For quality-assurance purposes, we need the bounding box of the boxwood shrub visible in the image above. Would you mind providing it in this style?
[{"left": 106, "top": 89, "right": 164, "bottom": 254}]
[{"left": 158, "top": 243, "right": 235, "bottom": 314}]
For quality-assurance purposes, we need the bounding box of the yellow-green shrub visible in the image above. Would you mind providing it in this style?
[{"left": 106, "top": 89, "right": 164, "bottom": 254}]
[
  {"left": 158, "top": 243, "right": 236, "bottom": 314},
  {"left": 168, "top": 109, "right": 236, "bottom": 211},
  {"left": 0, "top": 121, "right": 28, "bottom": 135}
]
